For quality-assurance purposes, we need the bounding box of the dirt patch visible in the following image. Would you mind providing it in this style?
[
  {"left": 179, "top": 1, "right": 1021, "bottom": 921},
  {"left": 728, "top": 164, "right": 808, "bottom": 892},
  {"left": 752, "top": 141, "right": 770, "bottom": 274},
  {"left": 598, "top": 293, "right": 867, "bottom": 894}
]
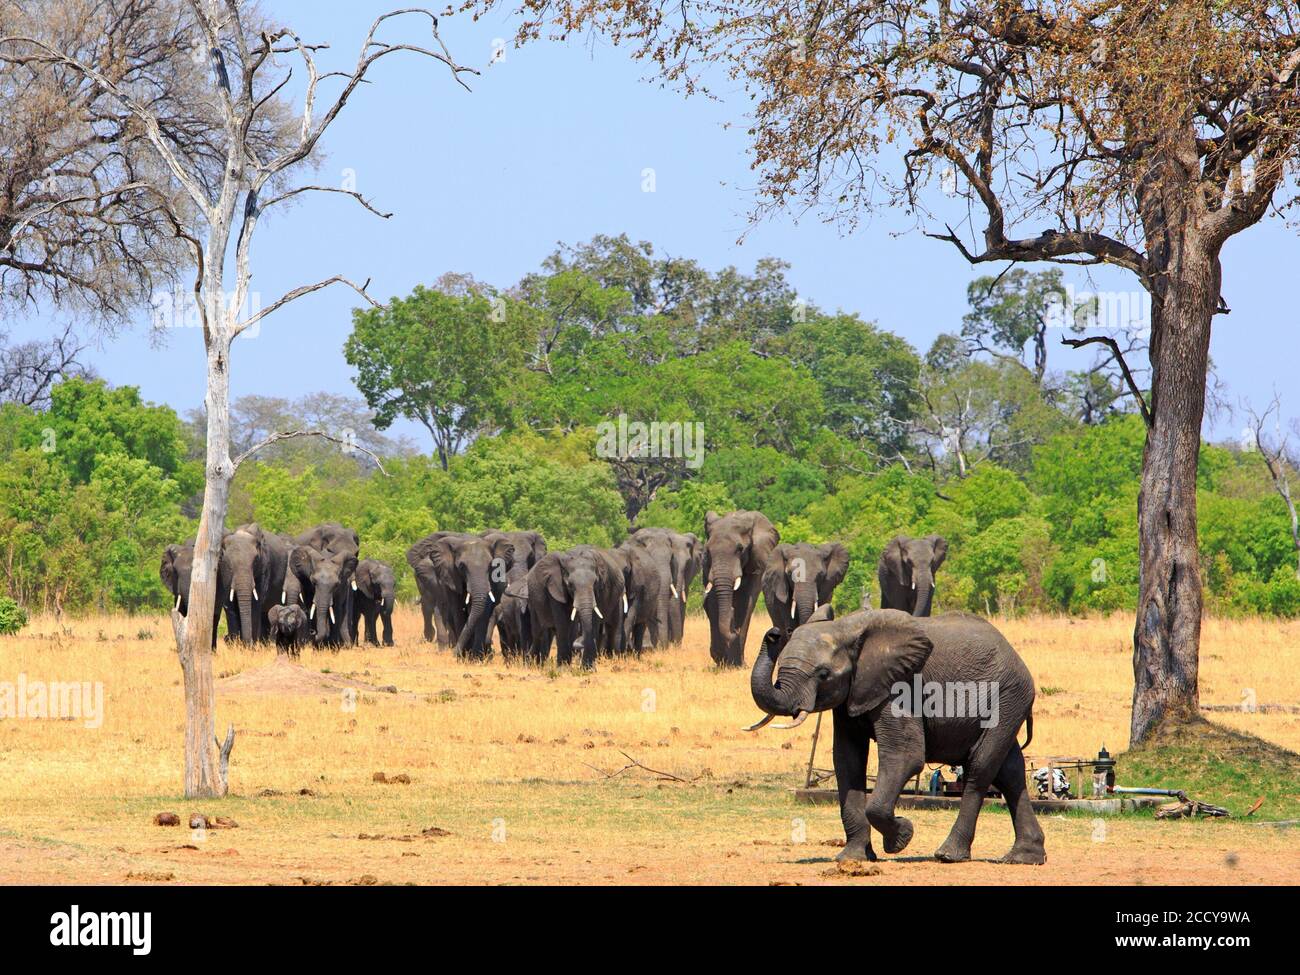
[{"left": 217, "top": 656, "right": 414, "bottom": 698}]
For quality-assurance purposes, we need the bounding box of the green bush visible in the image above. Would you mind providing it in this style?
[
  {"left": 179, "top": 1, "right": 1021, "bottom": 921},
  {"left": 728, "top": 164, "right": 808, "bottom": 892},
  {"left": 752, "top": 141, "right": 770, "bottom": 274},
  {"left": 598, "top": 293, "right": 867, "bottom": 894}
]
[{"left": 0, "top": 596, "right": 29, "bottom": 635}]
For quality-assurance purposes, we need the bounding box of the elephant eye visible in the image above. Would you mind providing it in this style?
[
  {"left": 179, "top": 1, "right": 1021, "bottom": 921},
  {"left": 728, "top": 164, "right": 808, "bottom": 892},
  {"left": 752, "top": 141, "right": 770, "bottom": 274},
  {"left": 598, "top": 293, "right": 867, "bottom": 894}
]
[{"left": 815, "top": 665, "right": 830, "bottom": 680}]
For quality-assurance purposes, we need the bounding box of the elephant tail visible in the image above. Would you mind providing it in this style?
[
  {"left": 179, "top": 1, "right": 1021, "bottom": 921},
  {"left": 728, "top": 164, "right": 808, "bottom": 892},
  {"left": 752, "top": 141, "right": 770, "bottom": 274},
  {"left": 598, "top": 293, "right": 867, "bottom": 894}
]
[{"left": 1021, "top": 711, "right": 1033, "bottom": 752}]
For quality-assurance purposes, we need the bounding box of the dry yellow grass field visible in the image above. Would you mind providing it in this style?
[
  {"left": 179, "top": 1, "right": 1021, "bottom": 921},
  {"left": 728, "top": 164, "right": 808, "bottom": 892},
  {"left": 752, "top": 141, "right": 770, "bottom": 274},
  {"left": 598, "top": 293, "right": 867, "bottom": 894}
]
[{"left": 0, "top": 608, "right": 1296, "bottom": 885}]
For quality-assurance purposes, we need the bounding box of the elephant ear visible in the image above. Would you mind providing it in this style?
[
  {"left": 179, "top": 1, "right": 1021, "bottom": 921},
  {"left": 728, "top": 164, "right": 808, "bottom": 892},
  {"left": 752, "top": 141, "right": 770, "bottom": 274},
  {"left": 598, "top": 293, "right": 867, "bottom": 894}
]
[
  {"left": 529, "top": 532, "right": 547, "bottom": 564},
  {"left": 338, "top": 552, "right": 359, "bottom": 581},
  {"left": 880, "top": 537, "right": 907, "bottom": 580},
  {"left": 160, "top": 546, "right": 180, "bottom": 592},
  {"left": 844, "top": 609, "right": 934, "bottom": 717},
  {"left": 808, "top": 602, "right": 834, "bottom": 624},
  {"left": 354, "top": 560, "right": 374, "bottom": 596},
  {"left": 289, "top": 545, "right": 316, "bottom": 577},
  {"left": 428, "top": 539, "right": 459, "bottom": 587},
  {"left": 704, "top": 510, "right": 721, "bottom": 537},
  {"left": 761, "top": 546, "right": 790, "bottom": 606},
  {"left": 818, "top": 542, "right": 850, "bottom": 601},
  {"left": 926, "top": 535, "right": 949, "bottom": 572},
  {"left": 491, "top": 539, "right": 516, "bottom": 574},
  {"left": 749, "top": 514, "right": 780, "bottom": 571},
  {"left": 545, "top": 555, "right": 568, "bottom": 604}
]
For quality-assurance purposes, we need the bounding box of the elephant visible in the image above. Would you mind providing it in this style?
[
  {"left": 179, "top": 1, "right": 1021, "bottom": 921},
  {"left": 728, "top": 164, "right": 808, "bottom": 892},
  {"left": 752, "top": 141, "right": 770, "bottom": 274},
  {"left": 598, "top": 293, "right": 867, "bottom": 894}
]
[
  {"left": 878, "top": 534, "right": 948, "bottom": 617},
  {"left": 267, "top": 604, "right": 309, "bottom": 657},
  {"left": 160, "top": 536, "right": 225, "bottom": 648},
  {"left": 626, "top": 527, "right": 699, "bottom": 645},
  {"left": 407, "top": 531, "right": 514, "bottom": 657},
  {"left": 350, "top": 558, "right": 396, "bottom": 646},
  {"left": 614, "top": 541, "right": 663, "bottom": 653},
  {"left": 493, "top": 577, "right": 533, "bottom": 657},
  {"left": 701, "top": 510, "right": 780, "bottom": 666},
  {"left": 762, "top": 541, "right": 850, "bottom": 634},
  {"left": 284, "top": 522, "right": 360, "bottom": 647},
  {"left": 481, "top": 529, "right": 547, "bottom": 647},
  {"left": 216, "top": 523, "right": 290, "bottom": 644},
  {"left": 160, "top": 540, "right": 197, "bottom": 617},
  {"left": 745, "top": 606, "right": 1045, "bottom": 865},
  {"left": 526, "top": 546, "right": 624, "bottom": 669}
]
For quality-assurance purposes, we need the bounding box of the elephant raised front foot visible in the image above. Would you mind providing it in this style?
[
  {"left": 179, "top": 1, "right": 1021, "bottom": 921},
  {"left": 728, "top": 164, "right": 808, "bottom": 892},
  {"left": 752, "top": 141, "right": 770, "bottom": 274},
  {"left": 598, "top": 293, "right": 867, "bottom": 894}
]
[{"left": 881, "top": 816, "right": 913, "bottom": 855}]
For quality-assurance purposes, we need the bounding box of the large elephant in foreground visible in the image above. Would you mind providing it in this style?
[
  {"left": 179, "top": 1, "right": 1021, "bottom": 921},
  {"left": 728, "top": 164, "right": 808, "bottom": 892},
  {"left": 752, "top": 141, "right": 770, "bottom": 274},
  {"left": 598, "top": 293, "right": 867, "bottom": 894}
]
[
  {"left": 625, "top": 528, "right": 699, "bottom": 645},
  {"left": 408, "top": 531, "right": 514, "bottom": 656},
  {"left": 350, "top": 558, "right": 396, "bottom": 646},
  {"left": 526, "top": 546, "right": 624, "bottom": 668},
  {"left": 701, "top": 510, "right": 779, "bottom": 666},
  {"left": 762, "top": 541, "right": 849, "bottom": 634},
  {"left": 746, "top": 607, "right": 1044, "bottom": 865},
  {"left": 285, "top": 522, "right": 359, "bottom": 646},
  {"left": 877, "top": 534, "right": 947, "bottom": 617}
]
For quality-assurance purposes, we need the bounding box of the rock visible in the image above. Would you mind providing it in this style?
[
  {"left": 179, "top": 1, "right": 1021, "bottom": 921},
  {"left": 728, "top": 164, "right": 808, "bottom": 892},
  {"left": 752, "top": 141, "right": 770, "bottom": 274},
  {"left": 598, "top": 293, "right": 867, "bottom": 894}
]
[{"left": 153, "top": 812, "right": 180, "bottom": 826}]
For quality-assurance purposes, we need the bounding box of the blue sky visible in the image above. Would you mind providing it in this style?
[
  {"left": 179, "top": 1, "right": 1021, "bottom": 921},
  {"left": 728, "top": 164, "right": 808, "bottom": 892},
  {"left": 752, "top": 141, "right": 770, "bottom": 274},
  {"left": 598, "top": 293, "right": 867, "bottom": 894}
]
[{"left": 11, "top": 1, "right": 1296, "bottom": 447}]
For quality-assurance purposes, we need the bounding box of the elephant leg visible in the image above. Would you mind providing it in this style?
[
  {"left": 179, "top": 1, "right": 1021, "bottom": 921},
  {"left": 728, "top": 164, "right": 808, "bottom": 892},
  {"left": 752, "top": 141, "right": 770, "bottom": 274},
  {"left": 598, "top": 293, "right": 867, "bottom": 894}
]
[
  {"left": 831, "top": 707, "right": 876, "bottom": 862},
  {"left": 553, "top": 613, "right": 573, "bottom": 667},
  {"left": 993, "top": 744, "right": 1046, "bottom": 864},
  {"left": 934, "top": 779, "right": 989, "bottom": 863},
  {"left": 420, "top": 596, "right": 435, "bottom": 642},
  {"left": 365, "top": 609, "right": 379, "bottom": 645},
  {"left": 864, "top": 717, "right": 924, "bottom": 855},
  {"left": 381, "top": 609, "right": 394, "bottom": 646}
]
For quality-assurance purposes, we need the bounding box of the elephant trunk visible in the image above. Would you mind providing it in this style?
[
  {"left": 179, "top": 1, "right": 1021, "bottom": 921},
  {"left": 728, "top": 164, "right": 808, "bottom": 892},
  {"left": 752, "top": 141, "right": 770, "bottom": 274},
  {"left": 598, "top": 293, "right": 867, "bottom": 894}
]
[
  {"left": 749, "top": 640, "right": 811, "bottom": 717},
  {"left": 912, "top": 567, "right": 935, "bottom": 617},
  {"left": 313, "top": 585, "right": 333, "bottom": 643},
  {"left": 655, "top": 563, "right": 675, "bottom": 644},
  {"left": 457, "top": 588, "right": 489, "bottom": 654},
  {"left": 707, "top": 567, "right": 739, "bottom": 663},
  {"left": 792, "top": 580, "right": 818, "bottom": 628},
  {"left": 234, "top": 569, "right": 256, "bottom": 643}
]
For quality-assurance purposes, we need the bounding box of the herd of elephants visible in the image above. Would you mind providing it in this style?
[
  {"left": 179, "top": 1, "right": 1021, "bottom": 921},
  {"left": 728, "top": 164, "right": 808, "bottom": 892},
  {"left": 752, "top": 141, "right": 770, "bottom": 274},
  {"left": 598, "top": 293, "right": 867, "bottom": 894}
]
[{"left": 157, "top": 509, "right": 1047, "bottom": 864}]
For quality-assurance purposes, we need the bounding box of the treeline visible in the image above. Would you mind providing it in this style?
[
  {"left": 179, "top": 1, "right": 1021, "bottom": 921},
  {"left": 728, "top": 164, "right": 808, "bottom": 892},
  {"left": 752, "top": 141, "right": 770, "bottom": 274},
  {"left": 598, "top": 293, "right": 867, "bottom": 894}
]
[{"left": 1, "top": 236, "right": 1296, "bottom": 617}]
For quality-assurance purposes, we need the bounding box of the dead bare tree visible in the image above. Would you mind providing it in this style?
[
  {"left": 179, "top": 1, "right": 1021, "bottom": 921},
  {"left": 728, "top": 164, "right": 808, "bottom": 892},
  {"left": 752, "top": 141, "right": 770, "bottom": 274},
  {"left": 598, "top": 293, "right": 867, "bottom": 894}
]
[
  {"left": 0, "top": 0, "right": 216, "bottom": 321},
  {"left": 1245, "top": 395, "right": 1300, "bottom": 579},
  {"left": 2, "top": 2, "right": 475, "bottom": 797}
]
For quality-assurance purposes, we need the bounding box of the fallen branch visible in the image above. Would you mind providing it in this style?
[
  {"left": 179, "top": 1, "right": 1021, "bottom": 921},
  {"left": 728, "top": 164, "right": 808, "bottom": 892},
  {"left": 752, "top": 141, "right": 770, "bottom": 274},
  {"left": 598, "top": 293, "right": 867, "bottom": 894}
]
[{"left": 585, "top": 751, "right": 696, "bottom": 783}]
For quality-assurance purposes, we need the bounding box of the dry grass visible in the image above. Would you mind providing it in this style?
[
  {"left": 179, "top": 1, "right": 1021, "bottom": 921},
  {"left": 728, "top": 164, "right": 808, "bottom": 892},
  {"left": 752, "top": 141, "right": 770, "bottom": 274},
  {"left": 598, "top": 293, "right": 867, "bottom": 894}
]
[{"left": 0, "top": 608, "right": 1297, "bottom": 885}]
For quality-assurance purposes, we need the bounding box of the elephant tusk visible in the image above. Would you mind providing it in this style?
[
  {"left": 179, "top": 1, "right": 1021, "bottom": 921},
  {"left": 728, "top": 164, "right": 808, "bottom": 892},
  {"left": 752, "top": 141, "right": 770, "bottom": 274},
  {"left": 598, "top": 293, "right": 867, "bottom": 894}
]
[
  {"left": 329, "top": 605, "right": 336, "bottom": 625},
  {"left": 670, "top": 584, "right": 679, "bottom": 599},
  {"left": 682, "top": 589, "right": 687, "bottom": 603},
  {"left": 489, "top": 591, "right": 496, "bottom": 603},
  {"left": 774, "top": 710, "right": 810, "bottom": 730},
  {"left": 351, "top": 579, "right": 357, "bottom": 591},
  {"left": 733, "top": 576, "right": 742, "bottom": 590},
  {"left": 298, "top": 592, "right": 304, "bottom": 605},
  {"left": 912, "top": 579, "right": 917, "bottom": 591},
  {"left": 309, "top": 604, "right": 315, "bottom": 620},
  {"left": 594, "top": 605, "right": 604, "bottom": 620},
  {"left": 622, "top": 594, "right": 628, "bottom": 614},
  {"left": 790, "top": 599, "right": 796, "bottom": 618},
  {"left": 465, "top": 592, "right": 472, "bottom": 606},
  {"left": 229, "top": 587, "right": 235, "bottom": 603},
  {"left": 741, "top": 715, "right": 775, "bottom": 732},
  {"left": 570, "top": 605, "right": 577, "bottom": 621},
  {"left": 174, "top": 594, "right": 182, "bottom": 611},
  {"left": 813, "top": 600, "right": 818, "bottom": 612},
  {"left": 253, "top": 587, "right": 259, "bottom": 602},
  {"left": 704, "top": 582, "right": 712, "bottom": 595}
]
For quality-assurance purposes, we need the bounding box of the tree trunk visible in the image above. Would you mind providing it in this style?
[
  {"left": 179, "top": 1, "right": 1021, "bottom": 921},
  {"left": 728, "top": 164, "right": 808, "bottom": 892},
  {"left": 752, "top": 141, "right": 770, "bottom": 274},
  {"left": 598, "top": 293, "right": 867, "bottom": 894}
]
[
  {"left": 1130, "top": 243, "right": 1217, "bottom": 746},
  {"left": 177, "top": 336, "right": 234, "bottom": 797}
]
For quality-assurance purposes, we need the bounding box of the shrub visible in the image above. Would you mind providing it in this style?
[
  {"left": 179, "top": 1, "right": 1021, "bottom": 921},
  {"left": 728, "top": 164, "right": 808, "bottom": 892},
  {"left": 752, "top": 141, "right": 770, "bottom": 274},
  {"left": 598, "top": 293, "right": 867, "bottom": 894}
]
[{"left": 0, "top": 596, "right": 29, "bottom": 635}]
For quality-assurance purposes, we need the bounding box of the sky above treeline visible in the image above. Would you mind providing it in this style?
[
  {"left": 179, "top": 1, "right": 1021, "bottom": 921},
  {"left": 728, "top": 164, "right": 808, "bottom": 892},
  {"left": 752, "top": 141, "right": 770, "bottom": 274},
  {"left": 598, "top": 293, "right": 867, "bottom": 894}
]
[{"left": 10, "top": 1, "right": 1297, "bottom": 449}]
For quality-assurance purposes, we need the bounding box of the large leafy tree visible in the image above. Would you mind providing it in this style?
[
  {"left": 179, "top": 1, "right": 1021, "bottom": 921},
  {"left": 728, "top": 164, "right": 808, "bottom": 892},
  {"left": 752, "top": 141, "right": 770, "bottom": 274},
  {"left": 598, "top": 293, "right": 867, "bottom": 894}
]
[
  {"left": 347, "top": 283, "right": 532, "bottom": 470},
  {"left": 481, "top": 0, "right": 1300, "bottom": 744}
]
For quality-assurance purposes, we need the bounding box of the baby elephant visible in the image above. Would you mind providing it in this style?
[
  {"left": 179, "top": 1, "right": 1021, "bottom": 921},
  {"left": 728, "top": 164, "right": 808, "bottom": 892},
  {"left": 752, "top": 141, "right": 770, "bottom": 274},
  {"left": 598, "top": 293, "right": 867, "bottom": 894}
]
[
  {"left": 351, "top": 559, "right": 396, "bottom": 646},
  {"left": 267, "top": 604, "right": 310, "bottom": 657}
]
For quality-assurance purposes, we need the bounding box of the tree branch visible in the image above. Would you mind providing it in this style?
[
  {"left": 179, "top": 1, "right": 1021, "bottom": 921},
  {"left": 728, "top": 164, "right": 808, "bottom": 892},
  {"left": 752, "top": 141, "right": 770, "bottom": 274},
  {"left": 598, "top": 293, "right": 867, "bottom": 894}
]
[{"left": 1061, "top": 336, "right": 1152, "bottom": 429}]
